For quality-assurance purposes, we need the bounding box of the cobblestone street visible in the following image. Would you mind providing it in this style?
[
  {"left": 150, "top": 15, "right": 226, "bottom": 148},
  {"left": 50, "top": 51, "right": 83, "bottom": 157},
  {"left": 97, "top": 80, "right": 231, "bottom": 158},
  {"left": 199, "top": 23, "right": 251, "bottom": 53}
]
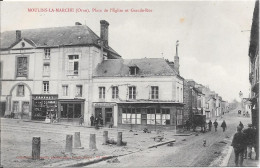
[{"left": 0, "top": 106, "right": 254, "bottom": 167}]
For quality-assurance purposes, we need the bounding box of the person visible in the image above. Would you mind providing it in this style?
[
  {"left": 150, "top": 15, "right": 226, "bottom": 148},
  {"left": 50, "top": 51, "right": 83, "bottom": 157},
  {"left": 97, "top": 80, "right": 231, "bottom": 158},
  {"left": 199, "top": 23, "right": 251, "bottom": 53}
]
[
  {"left": 221, "top": 120, "right": 227, "bottom": 132},
  {"left": 239, "top": 121, "right": 244, "bottom": 130},
  {"left": 213, "top": 119, "right": 218, "bottom": 132},
  {"left": 109, "top": 117, "right": 114, "bottom": 128},
  {"left": 90, "top": 114, "right": 94, "bottom": 126},
  {"left": 94, "top": 117, "right": 99, "bottom": 129},
  {"left": 243, "top": 124, "right": 255, "bottom": 159},
  {"left": 79, "top": 115, "right": 84, "bottom": 125},
  {"left": 208, "top": 120, "right": 212, "bottom": 131},
  {"left": 231, "top": 126, "right": 246, "bottom": 167}
]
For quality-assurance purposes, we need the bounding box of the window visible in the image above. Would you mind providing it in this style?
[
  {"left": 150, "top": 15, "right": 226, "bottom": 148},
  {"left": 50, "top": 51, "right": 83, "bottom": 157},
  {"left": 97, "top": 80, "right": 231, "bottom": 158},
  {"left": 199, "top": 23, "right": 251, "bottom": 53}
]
[
  {"left": 151, "top": 86, "right": 159, "bottom": 99},
  {"left": 43, "top": 81, "right": 49, "bottom": 93},
  {"left": 17, "top": 85, "right": 24, "bottom": 96},
  {"left": 99, "top": 87, "right": 105, "bottom": 99},
  {"left": 16, "top": 57, "right": 28, "bottom": 77},
  {"left": 206, "top": 103, "right": 209, "bottom": 109},
  {"left": 76, "top": 85, "right": 82, "bottom": 97},
  {"left": 44, "top": 48, "right": 50, "bottom": 59},
  {"left": 129, "top": 86, "right": 136, "bottom": 99},
  {"left": 43, "top": 63, "right": 50, "bottom": 76},
  {"left": 67, "top": 55, "right": 79, "bottom": 75},
  {"left": 180, "top": 88, "right": 183, "bottom": 102},
  {"left": 112, "top": 86, "right": 119, "bottom": 99},
  {"left": 62, "top": 85, "right": 68, "bottom": 96},
  {"left": 129, "top": 66, "right": 139, "bottom": 75}
]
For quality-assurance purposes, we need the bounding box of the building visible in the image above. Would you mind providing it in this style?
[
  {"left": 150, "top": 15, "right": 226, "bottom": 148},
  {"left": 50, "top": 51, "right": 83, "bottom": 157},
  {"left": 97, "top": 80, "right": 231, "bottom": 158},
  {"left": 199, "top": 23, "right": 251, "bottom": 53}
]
[
  {"left": 248, "top": 0, "right": 259, "bottom": 160},
  {"left": 0, "top": 20, "right": 121, "bottom": 125},
  {"left": 92, "top": 58, "right": 184, "bottom": 130}
]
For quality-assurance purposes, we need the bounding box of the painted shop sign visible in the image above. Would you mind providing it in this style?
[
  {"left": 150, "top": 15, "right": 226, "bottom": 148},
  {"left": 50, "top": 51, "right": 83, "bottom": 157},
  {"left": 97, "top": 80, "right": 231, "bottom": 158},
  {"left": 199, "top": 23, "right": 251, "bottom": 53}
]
[
  {"left": 94, "top": 103, "right": 116, "bottom": 107},
  {"left": 32, "top": 94, "right": 58, "bottom": 100}
]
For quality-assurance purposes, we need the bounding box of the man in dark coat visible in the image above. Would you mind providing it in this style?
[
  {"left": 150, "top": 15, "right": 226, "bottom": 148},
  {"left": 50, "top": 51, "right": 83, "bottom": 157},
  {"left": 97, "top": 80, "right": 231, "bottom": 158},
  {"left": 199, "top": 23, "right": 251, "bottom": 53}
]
[
  {"left": 221, "top": 120, "right": 227, "bottom": 132},
  {"left": 208, "top": 120, "right": 212, "bottom": 131},
  {"left": 90, "top": 114, "right": 94, "bottom": 126},
  {"left": 213, "top": 119, "right": 218, "bottom": 132},
  {"left": 231, "top": 126, "right": 246, "bottom": 167}
]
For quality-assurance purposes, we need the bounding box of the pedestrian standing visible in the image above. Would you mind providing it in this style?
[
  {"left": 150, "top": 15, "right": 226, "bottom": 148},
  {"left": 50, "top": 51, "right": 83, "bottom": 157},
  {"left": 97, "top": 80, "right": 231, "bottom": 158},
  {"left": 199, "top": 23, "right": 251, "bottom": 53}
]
[
  {"left": 208, "top": 120, "right": 212, "bottom": 131},
  {"left": 213, "top": 119, "right": 218, "bottom": 132},
  {"left": 90, "top": 114, "right": 94, "bottom": 126},
  {"left": 221, "top": 120, "right": 227, "bottom": 132},
  {"left": 239, "top": 121, "right": 244, "bottom": 130},
  {"left": 79, "top": 115, "right": 84, "bottom": 125},
  {"left": 231, "top": 126, "right": 246, "bottom": 167},
  {"left": 243, "top": 124, "right": 255, "bottom": 159}
]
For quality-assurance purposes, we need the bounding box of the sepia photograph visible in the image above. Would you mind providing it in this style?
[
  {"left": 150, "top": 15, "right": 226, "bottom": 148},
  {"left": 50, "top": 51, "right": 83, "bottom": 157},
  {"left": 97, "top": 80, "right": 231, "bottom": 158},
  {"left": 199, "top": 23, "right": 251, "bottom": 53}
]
[{"left": 0, "top": 0, "right": 259, "bottom": 167}]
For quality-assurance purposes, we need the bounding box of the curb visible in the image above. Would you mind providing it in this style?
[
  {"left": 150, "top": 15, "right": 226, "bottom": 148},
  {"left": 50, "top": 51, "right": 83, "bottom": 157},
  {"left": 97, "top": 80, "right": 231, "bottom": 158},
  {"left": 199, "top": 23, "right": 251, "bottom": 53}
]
[
  {"left": 148, "top": 139, "right": 176, "bottom": 149},
  {"left": 220, "top": 146, "right": 233, "bottom": 167},
  {"left": 43, "top": 155, "right": 114, "bottom": 167}
]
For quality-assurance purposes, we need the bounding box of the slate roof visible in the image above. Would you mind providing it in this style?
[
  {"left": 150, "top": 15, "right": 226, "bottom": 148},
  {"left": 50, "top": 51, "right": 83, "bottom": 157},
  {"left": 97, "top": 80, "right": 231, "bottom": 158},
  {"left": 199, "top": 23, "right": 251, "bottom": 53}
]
[
  {"left": 94, "top": 58, "right": 177, "bottom": 77},
  {"left": 0, "top": 25, "right": 119, "bottom": 56}
]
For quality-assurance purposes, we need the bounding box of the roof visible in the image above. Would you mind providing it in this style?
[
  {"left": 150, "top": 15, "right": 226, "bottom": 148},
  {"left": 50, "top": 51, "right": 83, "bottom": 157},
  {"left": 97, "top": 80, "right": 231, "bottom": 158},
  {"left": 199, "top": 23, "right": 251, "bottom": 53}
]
[
  {"left": 0, "top": 25, "right": 119, "bottom": 56},
  {"left": 94, "top": 58, "right": 177, "bottom": 77}
]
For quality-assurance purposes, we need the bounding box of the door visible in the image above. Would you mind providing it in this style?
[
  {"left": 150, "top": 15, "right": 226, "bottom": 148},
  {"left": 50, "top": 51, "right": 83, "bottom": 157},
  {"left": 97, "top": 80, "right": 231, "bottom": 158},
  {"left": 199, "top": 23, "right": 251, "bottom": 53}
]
[
  {"left": 105, "top": 108, "right": 113, "bottom": 125},
  {"left": 95, "top": 108, "right": 103, "bottom": 125},
  {"left": 22, "top": 102, "right": 30, "bottom": 119}
]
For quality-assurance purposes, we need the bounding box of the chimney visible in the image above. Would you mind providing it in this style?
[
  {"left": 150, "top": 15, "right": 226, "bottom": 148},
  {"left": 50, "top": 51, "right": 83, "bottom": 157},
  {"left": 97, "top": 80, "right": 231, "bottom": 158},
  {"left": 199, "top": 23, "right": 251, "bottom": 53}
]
[
  {"left": 100, "top": 20, "right": 109, "bottom": 47},
  {"left": 16, "top": 30, "right": 21, "bottom": 41},
  {"left": 75, "top": 22, "right": 82, "bottom": 25},
  {"left": 174, "top": 40, "right": 180, "bottom": 74}
]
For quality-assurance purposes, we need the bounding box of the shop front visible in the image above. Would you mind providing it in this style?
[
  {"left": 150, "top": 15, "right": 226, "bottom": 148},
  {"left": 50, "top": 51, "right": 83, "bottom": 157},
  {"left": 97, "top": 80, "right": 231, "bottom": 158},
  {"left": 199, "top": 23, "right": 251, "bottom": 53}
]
[
  {"left": 117, "top": 102, "right": 184, "bottom": 130},
  {"left": 93, "top": 102, "right": 117, "bottom": 127},
  {"left": 32, "top": 94, "right": 58, "bottom": 121},
  {"left": 58, "top": 99, "right": 84, "bottom": 124}
]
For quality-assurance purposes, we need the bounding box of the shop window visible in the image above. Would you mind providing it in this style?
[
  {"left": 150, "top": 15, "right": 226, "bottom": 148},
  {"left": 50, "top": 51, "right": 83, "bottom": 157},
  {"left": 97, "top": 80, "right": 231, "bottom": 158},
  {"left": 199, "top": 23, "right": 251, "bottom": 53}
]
[
  {"left": 61, "top": 104, "right": 68, "bottom": 118},
  {"left": 43, "top": 81, "right": 49, "bottom": 94},
  {"left": 112, "top": 86, "right": 119, "bottom": 99},
  {"left": 147, "top": 108, "right": 155, "bottom": 125},
  {"left": 62, "top": 85, "right": 68, "bottom": 96},
  {"left": 43, "top": 63, "right": 50, "bottom": 76},
  {"left": 13, "top": 101, "right": 19, "bottom": 113},
  {"left": 17, "top": 85, "right": 24, "bottom": 97},
  {"left": 67, "top": 55, "right": 79, "bottom": 75},
  {"left": 16, "top": 57, "right": 28, "bottom": 77},
  {"left": 128, "top": 86, "right": 136, "bottom": 99},
  {"left": 136, "top": 108, "right": 141, "bottom": 124},
  {"left": 74, "top": 104, "right": 81, "bottom": 118},
  {"left": 76, "top": 85, "right": 82, "bottom": 97},
  {"left": 151, "top": 86, "right": 159, "bottom": 99},
  {"left": 162, "top": 109, "right": 170, "bottom": 125},
  {"left": 99, "top": 87, "right": 105, "bottom": 99},
  {"left": 44, "top": 48, "right": 50, "bottom": 59}
]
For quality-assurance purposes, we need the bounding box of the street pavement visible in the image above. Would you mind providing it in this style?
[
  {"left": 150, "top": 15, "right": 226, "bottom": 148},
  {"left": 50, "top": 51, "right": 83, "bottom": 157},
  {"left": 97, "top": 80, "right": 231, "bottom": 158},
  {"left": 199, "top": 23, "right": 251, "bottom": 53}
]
[{"left": 0, "top": 105, "right": 258, "bottom": 167}]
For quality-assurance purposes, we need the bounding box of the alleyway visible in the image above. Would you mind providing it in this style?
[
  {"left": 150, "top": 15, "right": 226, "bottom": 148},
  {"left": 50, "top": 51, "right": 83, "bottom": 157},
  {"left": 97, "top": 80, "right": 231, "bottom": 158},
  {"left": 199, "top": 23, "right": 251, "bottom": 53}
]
[{"left": 0, "top": 106, "right": 252, "bottom": 167}]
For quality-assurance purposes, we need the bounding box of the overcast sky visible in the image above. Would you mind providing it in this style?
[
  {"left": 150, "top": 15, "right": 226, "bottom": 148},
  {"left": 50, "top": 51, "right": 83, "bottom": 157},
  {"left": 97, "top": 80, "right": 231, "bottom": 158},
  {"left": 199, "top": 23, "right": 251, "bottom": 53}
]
[{"left": 1, "top": 1, "right": 256, "bottom": 102}]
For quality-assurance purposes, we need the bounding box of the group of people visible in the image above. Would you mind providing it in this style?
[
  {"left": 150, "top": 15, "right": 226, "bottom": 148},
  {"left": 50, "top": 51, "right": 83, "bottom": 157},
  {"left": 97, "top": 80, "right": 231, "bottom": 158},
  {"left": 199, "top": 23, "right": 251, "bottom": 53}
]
[
  {"left": 90, "top": 114, "right": 103, "bottom": 127},
  {"left": 207, "top": 119, "right": 227, "bottom": 132},
  {"left": 231, "top": 122, "right": 258, "bottom": 167}
]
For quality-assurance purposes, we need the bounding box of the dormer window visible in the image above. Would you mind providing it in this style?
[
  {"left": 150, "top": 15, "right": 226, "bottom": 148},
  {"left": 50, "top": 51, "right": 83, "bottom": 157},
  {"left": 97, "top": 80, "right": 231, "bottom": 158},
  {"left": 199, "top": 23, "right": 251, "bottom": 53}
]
[{"left": 129, "top": 66, "right": 139, "bottom": 75}]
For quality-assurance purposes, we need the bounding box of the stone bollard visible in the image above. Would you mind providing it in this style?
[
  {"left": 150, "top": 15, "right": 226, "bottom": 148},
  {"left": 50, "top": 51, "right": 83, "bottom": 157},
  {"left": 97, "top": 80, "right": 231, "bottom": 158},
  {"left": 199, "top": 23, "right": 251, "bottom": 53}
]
[
  {"left": 74, "top": 132, "right": 81, "bottom": 148},
  {"left": 117, "top": 132, "right": 122, "bottom": 146},
  {"left": 103, "top": 131, "right": 108, "bottom": 145},
  {"left": 89, "top": 134, "right": 97, "bottom": 150},
  {"left": 32, "top": 137, "right": 41, "bottom": 160},
  {"left": 65, "top": 134, "right": 73, "bottom": 153}
]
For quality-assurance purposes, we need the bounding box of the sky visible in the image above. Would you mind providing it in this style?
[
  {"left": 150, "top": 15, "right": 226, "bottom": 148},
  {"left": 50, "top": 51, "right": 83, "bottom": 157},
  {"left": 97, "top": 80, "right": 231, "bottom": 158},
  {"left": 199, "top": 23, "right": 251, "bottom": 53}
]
[{"left": 0, "top": 1, "right": 256, "bottom": 102}]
